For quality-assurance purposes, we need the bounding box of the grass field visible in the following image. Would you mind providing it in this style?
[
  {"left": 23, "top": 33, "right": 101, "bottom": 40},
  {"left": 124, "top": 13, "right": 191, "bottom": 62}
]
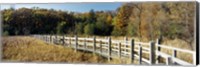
[{"left": 2, "top": 36, "right": 109, "bottom": 63}]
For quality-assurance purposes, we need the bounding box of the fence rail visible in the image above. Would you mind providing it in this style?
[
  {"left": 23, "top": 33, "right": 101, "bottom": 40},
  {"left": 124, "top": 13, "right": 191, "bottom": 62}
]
[{"left": 32, "top": 35, "right": 196, "bottom": 65}]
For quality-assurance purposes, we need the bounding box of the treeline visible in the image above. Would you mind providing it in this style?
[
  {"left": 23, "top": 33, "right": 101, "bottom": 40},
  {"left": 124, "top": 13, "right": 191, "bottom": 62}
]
[
  {"left": 2, "top": 7, "right": 114, "bottom": 36},
  {"left": 2, "top": 2, "right": 195, "bottom": 42}
]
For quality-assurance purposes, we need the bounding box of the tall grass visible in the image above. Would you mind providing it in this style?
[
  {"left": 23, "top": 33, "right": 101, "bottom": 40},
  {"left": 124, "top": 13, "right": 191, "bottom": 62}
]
[{"left": 2, "top": 36, "right": 108, "bottom": 63}]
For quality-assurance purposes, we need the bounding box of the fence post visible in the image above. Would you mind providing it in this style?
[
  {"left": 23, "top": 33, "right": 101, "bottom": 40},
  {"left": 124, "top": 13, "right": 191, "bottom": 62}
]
[
  {"left": 47, "top": 35, "right": 49, "bottom": 42},
  {"left": 108, "top": 37, "right": 111, "bottom": 62},
  {"left": 45, "top": 35, "right": 47, "bottom": 42},
  {"left": 57, "top": 35, "right": 59, "bottom": 44},
  {"left": 75, "top": 35, "right": 78, "bottom": 52},
  {"left": 62, "top": 35, "right": 65, "bottom": 46},
  {"left": 45, "top": 35, "right": 46, "bottom": 42},
  {"left": 118, "top": 42, "right": 121, "bottom": 59},
  {"left": 51, "top": 34, "right": 53, "bottom": 44},
  {"left": 53, "top": 35, "right": 55, "bottom": 43},
  {"left": 166, "top": 57, "right": 172, "bottom": 65},
  {"left": 157, "top": 38, "right": 162, "bottom": 63},
  {"left": 46, "top": 35, "right": 49, "bottom": 43},
  {"left": 93, "top": 36, "right": 96, "bottom": 54},
  {"left": 172, "top": 49, "right": 177, "bottom": 64},
  {"left": 193, "top": 52, "right": 196, "bottom": 65},
  {"left": 48, "top": 35, "right": 50, "bottom": 43},
  {"left": 42, "top": 35, "right": 44, "bottom": 40},
  {"left": 124, "top": 36, "right": 128, "bottom": 52},
  {"left": 44, "top": 35, "right": 46, "bottom": 42},
  {"left": 69, "top": 37, "right": 71, "bottom": 47},
  {"left": 50, "top": 35, "right": 52, "bottom": 44},
  {"left": 41, "top": 35, "right": 43, "bottom": 40},
  {"left": 43, "top": 35, "right": 44, "bottom": 41},
  {"left": 46, "top": 35, "right": 48, "bottom": 43},
  {"left": 49, "top": 35, "right": 51, "bottom": 43},
  {"left": 124, "top": 36, "right": 128, "bottom": 42},
  {"left": 40, "top": 35, "right": 42, "bottom": 40},
  {"left": 100, "top": 40, "right": 102, "bottom": 53},
  {"left": 40, "top": 35, "right": 43, "bottom": 40},
  {"left": 39, "top": 35, "right": 40, "bottom": 40},
  {"left": 55, "top": 35, "right": 57, "bottom": 44},
  {"left": 38, "top": 35, "right": 40, "bottom": 39},
  {"left": 37, "top": 35, "right": 39, "bottom": 39},
  {"left": 46, "top": 35, "right": 47, "bottom": 43},
  {"left": 139, "top": 45, "right": 142, "bottom": 64},
  {"left": 130, "top": 39, "right": 134, "bottom": 63},
  {"left": 150, "top": 41, "right": 156, "bottom": 65},
  {"left": 38, "top": 35, "right": 39, "bottom": 38},
  {"left": 84, "top": 38, "right": 86, "bottom": 51},
  {"left": 44, "top": 35, "right": 45, "bottom": 41},
  {"left": 38, "top": 35, "right": 39, "bottom": 39},
  {"left": 47, "top": 35, "right": 48, "bottom": 42},
  {"left": 43, "top": 35, "right": 45, "bottom": 41}
]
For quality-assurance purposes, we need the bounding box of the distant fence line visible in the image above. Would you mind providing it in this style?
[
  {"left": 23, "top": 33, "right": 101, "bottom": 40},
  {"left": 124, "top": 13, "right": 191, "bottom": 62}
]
[{"left": 31, "top": 35, "right": 196, "bottom": 65}]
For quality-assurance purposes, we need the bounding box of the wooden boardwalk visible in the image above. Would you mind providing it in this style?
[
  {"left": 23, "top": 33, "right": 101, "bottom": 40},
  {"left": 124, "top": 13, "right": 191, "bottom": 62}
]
[{"left": 32, "top": 35, "right": 196, "bottom": 65}]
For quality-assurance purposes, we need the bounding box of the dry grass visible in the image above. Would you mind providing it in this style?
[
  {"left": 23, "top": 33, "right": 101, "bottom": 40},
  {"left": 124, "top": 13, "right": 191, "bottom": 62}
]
[
  {"left": 2, "top": 36, "right": 194, "bottom": 64},
  {"left": 160, "top": 38, "right": 194, "bottom": 64},
  {"left": 2, "top": 36, "right": 108, "bottom": 63}
]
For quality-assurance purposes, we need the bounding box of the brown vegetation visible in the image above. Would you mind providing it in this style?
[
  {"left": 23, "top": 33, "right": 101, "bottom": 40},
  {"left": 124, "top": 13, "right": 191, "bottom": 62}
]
[{"left": 2, "top": 36, "right": 107, "bottom": 63}]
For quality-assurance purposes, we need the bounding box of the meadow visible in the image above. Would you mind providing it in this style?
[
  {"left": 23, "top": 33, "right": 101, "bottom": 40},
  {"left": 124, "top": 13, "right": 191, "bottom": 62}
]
[{"left": 2, "top": 36, "right": 108, "bottom": 63}]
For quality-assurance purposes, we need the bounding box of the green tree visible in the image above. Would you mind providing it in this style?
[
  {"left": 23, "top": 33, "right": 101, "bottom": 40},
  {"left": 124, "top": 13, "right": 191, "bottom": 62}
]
[
  {"left": 84, "top": 23, "right": 95, "bottom": 35},
  {"left": 86, "top": 9, "right": 96, "bottom": 23},
  {"left": 75, "top": 22, "right": 85, "bottom": 35}
]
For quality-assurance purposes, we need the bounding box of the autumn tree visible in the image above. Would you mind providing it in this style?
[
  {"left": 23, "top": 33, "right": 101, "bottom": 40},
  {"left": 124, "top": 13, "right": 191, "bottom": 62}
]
[
  {"left": 2, "top": 2, "right": 196, "bottom": 46},
  {"left": 112, "top": 4, "right": 133, "bottom": 36}
]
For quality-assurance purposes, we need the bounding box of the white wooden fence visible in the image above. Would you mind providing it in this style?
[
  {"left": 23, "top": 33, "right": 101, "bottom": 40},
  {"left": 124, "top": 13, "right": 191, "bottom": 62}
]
[{"left": 32, "top": 35, "right": 196, "bottom": 65}]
